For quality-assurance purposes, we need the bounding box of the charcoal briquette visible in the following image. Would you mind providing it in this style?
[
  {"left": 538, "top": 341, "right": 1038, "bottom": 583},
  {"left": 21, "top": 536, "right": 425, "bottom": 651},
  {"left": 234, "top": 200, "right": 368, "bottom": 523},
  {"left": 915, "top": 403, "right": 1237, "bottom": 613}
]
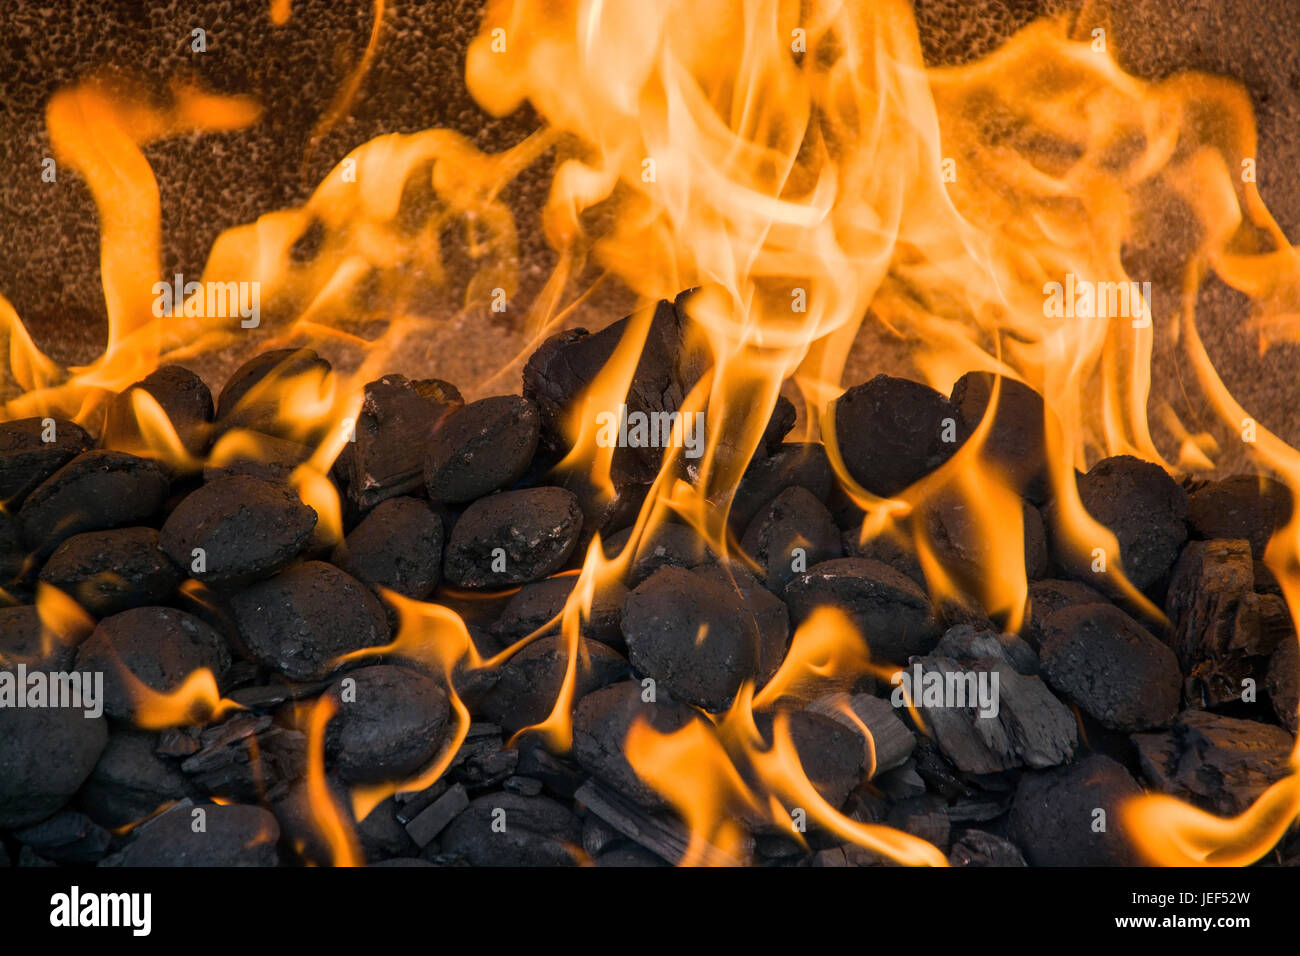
[
  {"left": 440, "top": 792, "right": 582, "bottom": 867},
  {"left": 741, "top": 485, "right": 842, "bottom": 592},
  {"left": 101, "top": 364, "right": 213, "bottom": 459},
  {"left": 425, "top": 395, "right": 540, "bottom": 504},
  {"left": 0, "top": 417, "right": 93, "bottom": 508},
  {"left": 442, "top": 486, "right": 583, "bottom": 588},
  {"left": 474, "top": 633, "right": 627, "bottom": 733},
  {"left": 107, "top": 802, "right": 280, "bottom": 867},
  {"left": 323, "top": 664, "right": 450, "bottom": 784},
  {"left": 331, "top": 496, "right": 443, "bottom": 601},
  {"left": 39, "top": 527, "right": 182, "bottom": 617},
  {"left": 78, "top": 729, "right": 191, "bottom": 828},
  {"left": 1008, "top": 754, "right": 1143, "bottom": 866}
]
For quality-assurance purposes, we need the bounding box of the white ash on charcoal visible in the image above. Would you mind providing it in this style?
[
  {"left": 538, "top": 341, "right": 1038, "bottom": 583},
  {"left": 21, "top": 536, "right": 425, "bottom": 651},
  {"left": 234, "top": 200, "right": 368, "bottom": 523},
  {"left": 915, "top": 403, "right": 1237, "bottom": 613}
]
[
  {"left": 471, "top": 634, "right": 627, "bottom": 734},
  {"left": 272, "top": 780, "right": 416, "bottom": 864},
  {"left": 903, "top": 625, "right": 1077, "bottom": 774},
  {"left": 741, "top": 485, "right": 842, "bottom": 592},
  {"left": 73, "top": 607, "right": 231, "bottom": 722},
  {"left": 1131, "top": 709, "right": 1294, "bottom": 816},
  {"left": 178, "top": 712, "right": 306, "bottom": 802},
  {"left": 621, "top": 565, "right": 760, "bottom": 711},
  {"left": 949, "top": 371, "right": 1053, "bottom": 504},
  {"left": 602, "top": 520, "right": 716, "bottom": 586},
  {"left": 101, "top": 364, "right": 213, "bottom": 461},
  {"left": 212, "top": 348, "right": 332, "bottom": 442},
  {"left": 424, "top": 395, "right": 540, "bottom": 504},
  {"left": 103, "top": 801, "right": 280, "bottom": 867},
  {"left": 321, "top": 665, "right": 449, "bottom": 784},
  {"left": 10, "top": 810, "right": 111, "bottom": 864},
  {"left": 0, "top": 605, "right": 83, "bottom": 670},
  {"left": 160, "top": 474, "right": 316, "bottom": 585},
  {"left": 342, "top": 373, "right": 462, "bottom": 509},
  {"left": 1266, "top": 637, "right": 1299, "bottom": 732},
  {"left": 1007, "top": 753, "right": 1144, "bottom": 866},
  {"left": 807, "top": 692, "right": 915, "bottom": 776},
  {"left": 330, "top": 496, "right": 443, "bottom": 602},
  {"left": 948, "top": 829, "right": 1027, "bottom": 867},
  {"left": 18, "top": 450, "right": 169, "bottom": 556},
  {"left": 921, "top": 491, "right": 1049, "bottom": 589},
  {"left": 572, "top": 680, "right": 710, "bottom": 809},
  {"left": 78, "top": 730, "right": 190, "bottom": 828},
  {"left": 832, "top": 374, "right": 961, "bottom": 497},
  {"left": 1021, "top": 578, "right": 1108, "bottom": 650},
  {"left": 693, "top": 563, "right": 790, "bottom": 684},
  {"left": 440, "top": 791, "right": 582, "bottom": 867},
  {"left": 784, "top": 557, "right": 941, "bottom": 664},
  {"left": 1048, "top": 454, "right": 1189, "bottom": 593},
  {"left": 490, "top": 574, "right": 627, "bottom": 649},
  {"left": 1186, "top": 474, "right": 1292, "bottom": 558},
  {"left": 441, "top": 486, "right": 584, "bottom": 588},
  {"left": 0, "top": 417, "right": 92, "bottom": 507},
  {"left": 842, "top": 527, "right": 926, "bottom": 588},
  {"left": 0, "top": 672, "right": 107, "bottom": 827},
  {"left": 229, "top": 560, "right": 390, "bottom": 682},
  {"left": 1165, "top": 538, "right": 1270, "bottom": 708},
  {"left": 728, "top": 441, "right": 833, "bottom": 533},
  {"left": 1038, "top": 603, "right": 1181, "bottom": 731},
  {"left": 38, "top": 527, "right": 183, "bottom": 617},
  {"left": 203, "top": 432, "right": 312, "bottom": 484}
]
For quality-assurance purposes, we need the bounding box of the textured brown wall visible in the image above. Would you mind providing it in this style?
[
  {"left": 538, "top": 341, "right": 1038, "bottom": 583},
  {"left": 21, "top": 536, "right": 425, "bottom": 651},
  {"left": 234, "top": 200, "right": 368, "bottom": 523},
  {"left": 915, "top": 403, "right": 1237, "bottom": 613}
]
[{"left": 0, "top": 0, "right": 1297, "bottom": 461}]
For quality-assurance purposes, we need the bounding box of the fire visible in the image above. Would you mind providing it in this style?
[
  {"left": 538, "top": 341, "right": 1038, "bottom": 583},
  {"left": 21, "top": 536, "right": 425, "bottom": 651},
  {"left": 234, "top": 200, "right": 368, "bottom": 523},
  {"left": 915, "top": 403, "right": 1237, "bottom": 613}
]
[{"left": 4, "top": 0, "right": 1300, "bottom": 866}]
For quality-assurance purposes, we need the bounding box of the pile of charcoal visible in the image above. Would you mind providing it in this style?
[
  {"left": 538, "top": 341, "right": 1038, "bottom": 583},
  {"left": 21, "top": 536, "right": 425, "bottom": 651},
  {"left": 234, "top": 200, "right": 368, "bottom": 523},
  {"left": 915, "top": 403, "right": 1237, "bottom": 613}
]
[{"left": 1, "top": 292, "right": 1298, "bottom": 867}]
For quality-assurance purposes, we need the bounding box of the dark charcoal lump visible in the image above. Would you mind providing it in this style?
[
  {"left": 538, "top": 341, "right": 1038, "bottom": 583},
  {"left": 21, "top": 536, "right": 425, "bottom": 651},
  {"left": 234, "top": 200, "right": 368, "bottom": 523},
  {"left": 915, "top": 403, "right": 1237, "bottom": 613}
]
[
  {"left": 0, "top": 604, "right": 83, "bottom": 670},
  {"left": 230, "top": 561, "right": 390, "bottom": 681},
  {"left": 1187, "top": 474, "right": 1291, "bottom": 558},
  {"left": 1039, "top": 603, "right": 1181, "bottom": 731},
  {"left": 345, "top": 373, "right": 462, "bottom": 509},
  {"left": 922, "top": 493, "right": 1049, "bottom": 592},
  {"left": 729, "top": 442, "right": 833, "bottom": 532},
  {"left": 79, "top": 730, "right": 191, "bottom": 828},
  {"left": 441, "top": 792, "right": 582, "bottom": 866},
  {"left": 572, "top": 680, "right": 710, "bottom": 809},
  {"left": 12, "top": 810, "right": 112, "bottom": 863},
  {"left": 842, "top": 528, "right": 926, "bottom": 587},
  {"left": 0, "top": 680, "right": 108, "bottom": 828},
  {"left": 693, "top": 562, "right": 790, "bottom": 684},
  {"left": 1266, "top": 637, "right": 1299, "bottom": 733},
  {"left": 324, "top": 665, "right": 450, "bottom": 784},
  {"left": 274, "top": 779, "right": 416, "bottom": 865},
  {"left": 101, "top": 364, "right": 214, "bottom": 459},
  {"left": 621, "top": 565, "right": 760, "bottom": 711},
  {"left": 19, "top": 450, "right": 169, "bottom": 554},
  {"left": 603, "top": 521, "right": 714, "bottom": 587},
  {"left": 203, "top": 432, "right": 312, "bottom": 484},
  {"left": 523, "top": 298, "right": 702, "bottom": 490},
  {"left": 1054, "top": 455, "right": 1188, "bottom": 592},
  {"left": 0, "top": 417, "right": 93, "bottom": 507},
  {"left": 833, "top": 374, "right": 960, "bottom": 496},
  {"left": 1022, "top": 579, "right": 1108, "bottom": 650},
  {"left": 39, "top": 527, "right": 182, "bottom": 617},
  {"left": 442, "top": 487, "right": 583, "bottom": 589},
  {"left": 753, "top": 710, "right": 864, "bottom": 809},
  {"left": 425, "top": 395, "right": 540, "bottom": 504},
  {"left": 741, "top": 485, "right": 842, "bottom": 592},
  {"left": 474, "top": 634, "right": 627, "bottom": 733},
  {"left": 950, "top": 372, "right": 1052, "bottom": 503},
  {"left": 949, "top": 830, "right": 1027, "bottom": 866},
  {"left": 106, "top": 803, "right": 280, "bottom": 867},
  {"left": 785, "top": 557, "right": 941, "bottom": 663},
  {"left": 1008, "top": 754, "right": 1143, "bottom": 866},
  {"left": 331, "top": 496, "right": 443, "bottom": 601},
  {"left": 1132, "top": 710, "right": 1294, "bottom": 816},
  {"left": 214, "top": 348, "right": 332, "bottom": 440},
  {"left": 490, "top": 575, "right": 627, "bottom": 648},
  {"left": 160, "top": 474, "right": 316, "bottom": 584},
  {"left": 74, "top": 607, "right": 232, "bottom": 722}
]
